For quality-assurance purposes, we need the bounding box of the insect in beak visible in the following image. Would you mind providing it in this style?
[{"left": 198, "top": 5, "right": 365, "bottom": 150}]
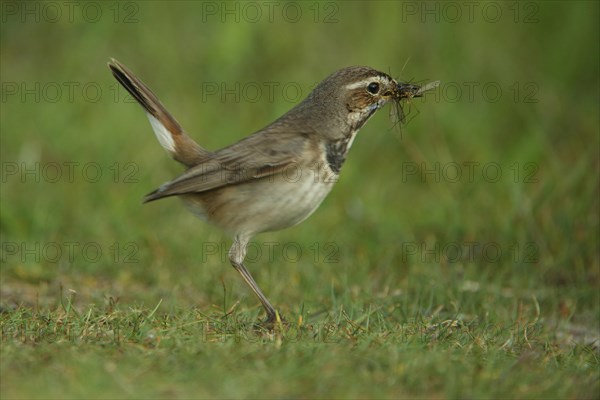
[
  {"left": 390, "top": 80, "right": 440, "bottom": 127},
  {"left": 396, "top": 80, "right": 440, "bottom": 99}
]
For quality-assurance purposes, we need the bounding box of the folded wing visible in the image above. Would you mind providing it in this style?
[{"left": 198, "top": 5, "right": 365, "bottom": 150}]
[{"left": 144, "top": 130, "right": 315, "bottom": 202}]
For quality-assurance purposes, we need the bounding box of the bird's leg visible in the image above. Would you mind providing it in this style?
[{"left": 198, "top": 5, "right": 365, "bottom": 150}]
[{"left": 229, "top": 235, "right": 278, "bottom": 323}]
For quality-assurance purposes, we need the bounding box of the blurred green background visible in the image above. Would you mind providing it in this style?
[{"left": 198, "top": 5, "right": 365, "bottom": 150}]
[{"left": 1, "top": 1, "right": 598, "bottom": 399}]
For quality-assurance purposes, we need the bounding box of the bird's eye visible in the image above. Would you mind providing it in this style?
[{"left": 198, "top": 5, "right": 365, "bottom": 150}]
[{"left": 367, "top": 82, "right": 380, "bottom": 94}]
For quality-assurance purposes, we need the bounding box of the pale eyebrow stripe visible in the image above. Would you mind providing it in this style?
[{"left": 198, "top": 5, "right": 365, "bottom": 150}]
[{"left": 344, "top": 77, "right": 388, "bottom": 91}]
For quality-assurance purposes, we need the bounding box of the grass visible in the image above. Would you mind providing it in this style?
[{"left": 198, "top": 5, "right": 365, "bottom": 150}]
[
  {"left": 1, "top": 1, "right": 599, "bottom": 399},
  {"left": 1, "top": 294, "right": 597, "bottom": 398}
]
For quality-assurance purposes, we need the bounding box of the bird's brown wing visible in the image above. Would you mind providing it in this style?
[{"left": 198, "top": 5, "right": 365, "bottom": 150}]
[{"left": 143, "top": 130, "right": 316, "bottom": 202}]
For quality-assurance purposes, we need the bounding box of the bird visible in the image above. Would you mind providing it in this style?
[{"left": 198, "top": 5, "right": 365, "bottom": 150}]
[{"left": 108, "top": 58, "right": 434, "bottom": 324}]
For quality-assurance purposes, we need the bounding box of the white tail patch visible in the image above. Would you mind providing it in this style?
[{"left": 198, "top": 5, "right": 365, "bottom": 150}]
[{"left": 147, "top": 113, "right": 176, "bottom": 154}]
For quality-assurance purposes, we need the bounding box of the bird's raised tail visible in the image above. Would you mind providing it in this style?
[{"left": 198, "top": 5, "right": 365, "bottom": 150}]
[{"left": 108, "top": 58, "right": 211, "bottom": 167}]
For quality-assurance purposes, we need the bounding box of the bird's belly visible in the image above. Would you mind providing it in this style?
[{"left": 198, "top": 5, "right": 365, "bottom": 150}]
[{"left": 182, "top": 164, "right": 338, "bottom": 236}]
